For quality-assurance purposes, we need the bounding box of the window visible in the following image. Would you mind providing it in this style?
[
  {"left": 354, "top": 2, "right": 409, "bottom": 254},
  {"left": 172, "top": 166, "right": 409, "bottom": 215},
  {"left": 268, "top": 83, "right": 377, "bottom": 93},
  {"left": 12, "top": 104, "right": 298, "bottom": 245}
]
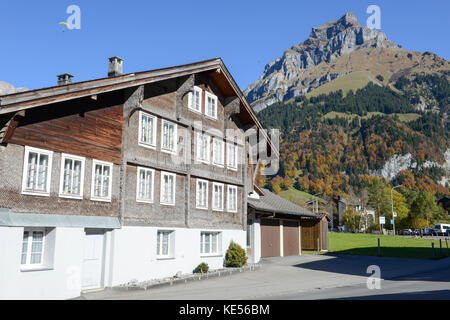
[
  {"left": 212, "top": 183, "right": 224, "bottom": 211},
  {"left": 21, "top": 229, "right": 45, "bottom": 267},
  {"left": 136, "top": 167, "right": 155, "bottom": 203},
  {"left": 188, "top": 86, "right": 202, "bottom": 113},
  {"left": 205, "top": 92, "right": 217, "bottom": 119},
  {"left": 161, "top": 120, "right": 177, "bottom": 154},
  {"left": 213, "top": 138, "right": 224, "bottom": 167},
  {"left": 200, "top": 232, "right": 220, "bottom": 255},
  {"left": 227, "top": 185, "right": 238, "bottom": 213},
  {"left": 160, "top": 172, "right": 176, "bottom": 205},
  {"left": 91, "top": 160, "right": 113, "bottom": 202},
  {"left": 227, "top": 143, "right": 238, "bottom": 171},
  {"left": 22, "top": 147, "right": 53, "bottom": 196},
  {"left": 157, "top": 230, "right": 173, "bottom": 258},
  {"left": 59, "top": 154, "right": 85, "bottom": 199},
  {"left": 139, "top": 112, "right": 157, "bottom": 148},
  {"left": 196, "top": 133, "right": 210, "bottom": 164},
  {"left": 196, "top": 179, "right": 209, "bottom": 210}
]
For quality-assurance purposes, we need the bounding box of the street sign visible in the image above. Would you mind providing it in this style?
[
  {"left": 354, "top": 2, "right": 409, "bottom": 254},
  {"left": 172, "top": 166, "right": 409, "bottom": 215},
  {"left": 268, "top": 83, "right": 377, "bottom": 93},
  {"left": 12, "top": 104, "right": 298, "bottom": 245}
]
[
  {"left": 391, "top": 220, "right": 394, "bottom": 225},
  {"left": 393, "top": 211, "right": 398, "bottom": 218},
  {"left": 379, "top": 217, "right": 386, "bottom": 224}
]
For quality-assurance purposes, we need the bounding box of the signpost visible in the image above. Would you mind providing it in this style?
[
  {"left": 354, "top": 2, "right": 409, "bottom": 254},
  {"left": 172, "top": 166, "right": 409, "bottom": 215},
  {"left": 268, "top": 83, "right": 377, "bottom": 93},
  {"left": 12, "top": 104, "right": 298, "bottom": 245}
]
[{"left": 379, "top": 216, "right": 385, "bottom": 234}]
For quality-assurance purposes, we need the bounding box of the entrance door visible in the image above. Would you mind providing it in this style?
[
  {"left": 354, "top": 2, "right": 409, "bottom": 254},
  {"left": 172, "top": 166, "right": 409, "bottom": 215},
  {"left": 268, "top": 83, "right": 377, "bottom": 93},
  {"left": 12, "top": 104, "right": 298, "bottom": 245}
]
[
  {"left": 260, "top": 219, "right": 280, "bottom": 258},
  {"left": 82, "top": 229, "right": 105, "bottom": 290},
  {"left": 283, "top": 220, "right": 300, "bottom": 256}
]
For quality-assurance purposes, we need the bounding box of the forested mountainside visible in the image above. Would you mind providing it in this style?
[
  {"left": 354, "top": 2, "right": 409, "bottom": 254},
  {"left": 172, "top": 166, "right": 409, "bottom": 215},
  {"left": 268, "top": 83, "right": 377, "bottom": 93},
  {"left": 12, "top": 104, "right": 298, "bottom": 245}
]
[{"left": 256, "top": 73, "right": 450, "bottom": 200}]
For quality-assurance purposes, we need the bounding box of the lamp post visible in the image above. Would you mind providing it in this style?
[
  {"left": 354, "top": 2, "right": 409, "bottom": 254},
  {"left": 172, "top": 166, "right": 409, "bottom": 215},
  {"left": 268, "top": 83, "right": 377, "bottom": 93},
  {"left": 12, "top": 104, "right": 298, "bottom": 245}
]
[{"left": 391, "top": 185, "right": 402, "bottom": 235}]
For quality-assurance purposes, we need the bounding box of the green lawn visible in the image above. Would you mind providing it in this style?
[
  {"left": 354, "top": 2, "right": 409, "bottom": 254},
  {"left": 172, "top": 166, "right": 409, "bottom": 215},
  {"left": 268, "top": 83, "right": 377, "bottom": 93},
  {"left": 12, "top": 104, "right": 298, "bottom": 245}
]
[{"left": 326, "top": 233, "right": 450, "bottom": 260}]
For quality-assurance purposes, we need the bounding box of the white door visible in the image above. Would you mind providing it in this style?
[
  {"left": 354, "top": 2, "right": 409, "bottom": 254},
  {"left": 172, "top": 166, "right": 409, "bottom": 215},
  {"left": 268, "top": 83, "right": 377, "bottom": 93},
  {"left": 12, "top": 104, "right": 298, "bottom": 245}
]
[{"left": 82, "top": 229, "right": 105, "bottom": 290}]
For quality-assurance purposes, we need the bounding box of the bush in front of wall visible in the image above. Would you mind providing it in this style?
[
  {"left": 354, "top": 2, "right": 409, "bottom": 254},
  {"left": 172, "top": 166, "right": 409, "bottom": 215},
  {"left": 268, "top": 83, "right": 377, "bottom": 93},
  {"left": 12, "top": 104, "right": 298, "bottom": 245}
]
[
  {"left": 195, "top": 262, "right": 209, "bottom": 274},
  {"left": 225, "top": 241, "right": 248, "bottom": 268}
]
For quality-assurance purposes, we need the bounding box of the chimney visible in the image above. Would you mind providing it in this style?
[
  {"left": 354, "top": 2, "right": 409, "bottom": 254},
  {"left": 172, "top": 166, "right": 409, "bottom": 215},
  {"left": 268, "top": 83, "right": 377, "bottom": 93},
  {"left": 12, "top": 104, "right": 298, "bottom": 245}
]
[
  {"left": 57, "top": 73, "right": 74, "bottom": 86},
  {"left": 108, "top": 56, "right": 123, "bottom": 77}
]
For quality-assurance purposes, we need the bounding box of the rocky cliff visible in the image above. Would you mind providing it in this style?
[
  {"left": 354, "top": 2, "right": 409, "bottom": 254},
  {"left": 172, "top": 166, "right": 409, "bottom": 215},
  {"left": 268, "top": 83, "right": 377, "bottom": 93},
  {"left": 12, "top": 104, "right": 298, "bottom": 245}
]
[{"left": 245, "top": 12, "right": 449, "bottom": 112}]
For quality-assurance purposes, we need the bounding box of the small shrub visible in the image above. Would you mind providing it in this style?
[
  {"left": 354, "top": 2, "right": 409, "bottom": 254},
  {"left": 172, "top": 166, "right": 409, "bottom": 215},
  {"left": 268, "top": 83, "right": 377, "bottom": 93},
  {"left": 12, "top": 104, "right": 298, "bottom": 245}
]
[
  {"left": 376, "top": 75, "right": 384, "bottom": 82},
  {"left": 195, "top": 262, "right": 209, "bottom": 274},
  {"left": 225, "top": 241, "right": 248, "bottom": 268}
]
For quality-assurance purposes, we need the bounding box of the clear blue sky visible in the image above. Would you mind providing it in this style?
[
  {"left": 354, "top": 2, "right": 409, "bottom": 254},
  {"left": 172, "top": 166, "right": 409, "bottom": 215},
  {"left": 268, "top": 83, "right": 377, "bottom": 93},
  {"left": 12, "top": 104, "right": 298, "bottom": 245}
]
[{"left": 0, "top": 0, "right": 448, "bottom": 91}]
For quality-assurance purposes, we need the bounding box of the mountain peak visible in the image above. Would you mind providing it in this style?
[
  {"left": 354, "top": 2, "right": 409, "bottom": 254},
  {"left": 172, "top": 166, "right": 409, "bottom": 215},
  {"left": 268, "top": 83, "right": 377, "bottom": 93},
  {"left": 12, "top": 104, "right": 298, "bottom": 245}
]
[
  {"left": 309, "top": 11, "right": 361, "bottom": 41},
  {"left": 244, "top": 12, "right": 409, "bottom": 112}
]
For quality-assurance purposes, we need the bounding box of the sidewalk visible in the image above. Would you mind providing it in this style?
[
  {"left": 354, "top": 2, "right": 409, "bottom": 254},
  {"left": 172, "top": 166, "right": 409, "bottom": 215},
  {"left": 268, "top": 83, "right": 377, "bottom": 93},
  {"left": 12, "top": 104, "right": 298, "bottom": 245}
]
[{"left": 79, "top": 254, "right": 450, "bottom": 300}]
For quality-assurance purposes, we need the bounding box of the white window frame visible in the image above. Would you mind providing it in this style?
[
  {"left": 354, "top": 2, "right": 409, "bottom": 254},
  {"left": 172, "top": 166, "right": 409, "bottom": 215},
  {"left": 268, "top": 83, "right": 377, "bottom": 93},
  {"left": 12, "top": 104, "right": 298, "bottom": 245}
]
[
  {"left": 212, "top": 138, "right": 225, "bottom": 167},
  {"left": 58, "top": 153, "right": 85, "bottom": 200},
  {"left": 138, "top": 111, "right": 157, "bottom": 149},
  {"left": 196, "top": 132, "right": 211, "bottom": 164},
  {"left": 156, "top": 230, "right": 174, "bottom": 259},
  {"left": 136, "top": 167, "right": 155, "bottom": 204},
  {"left": 227, "top": 143, "right": 238, "bottom": 171},
  {"left": 160, "top": 171, "right": 176, "bottom": 206},
  {"left": 205, "top": 91, "right": 218, "bottom": 120},
  {"left": 200, "top": 232, "right": 221, "bottom": 256},
  {"left": 160, "top": 119, "right": 178, "bottom": 155},
  {"left": 212, "top": 182, "right": 224, "bottom": 211},
  {"left": 21, "top": 146, "right": 53, "bottom": 197},
  {"left": 196, "top": 179, "right": 209, "bottom": 210},
  {"left": 90, "top": 159, "right": 113, "bottom": 202},
  {"left": 227, "top": 185, "right": 238, "bottom": 213},
  {"left": 188, "top": 86, "right": 203, "bottom": 114},
  {"left": 21, "top": 228, "right": 46, "bottom": 268}
]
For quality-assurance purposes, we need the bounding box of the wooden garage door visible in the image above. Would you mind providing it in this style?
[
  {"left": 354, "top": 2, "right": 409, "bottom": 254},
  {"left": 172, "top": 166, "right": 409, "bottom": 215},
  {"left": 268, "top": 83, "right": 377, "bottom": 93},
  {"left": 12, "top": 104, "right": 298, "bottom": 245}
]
[
  {"left": 283, "top": 220, "right": 300, "bottom": 256},
  {"left": 261, "top": 219, "right": 280, "bottom": 258},
  {"left": 301, "top": 219, "right": 320, "bottom": 250}
]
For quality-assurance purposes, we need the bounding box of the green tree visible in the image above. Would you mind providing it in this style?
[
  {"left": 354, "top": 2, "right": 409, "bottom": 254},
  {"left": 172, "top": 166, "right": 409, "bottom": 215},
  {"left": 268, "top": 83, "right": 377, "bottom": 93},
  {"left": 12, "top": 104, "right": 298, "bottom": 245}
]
[
  {"left": 391, "top": 189, "right": 410, "bottom": 230},
  {"left": 410, "top": 190, "right": 440, "bottom": 225},
  {"left": 342, "top": 208, "right": 361, "bottom": 232},
  {"left": 367, "top": 179, "right": 391, "bottom": 227}
]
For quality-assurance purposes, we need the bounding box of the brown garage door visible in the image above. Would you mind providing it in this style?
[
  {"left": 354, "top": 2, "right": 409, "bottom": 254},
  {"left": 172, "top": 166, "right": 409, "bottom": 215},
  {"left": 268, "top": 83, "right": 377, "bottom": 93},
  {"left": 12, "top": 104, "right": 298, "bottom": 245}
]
[
  {"left": 283, "top": 220, "right": 300, "bottom": 256},
  {"left": 261, "top": 219, "right": 280, "bottom": 258}
]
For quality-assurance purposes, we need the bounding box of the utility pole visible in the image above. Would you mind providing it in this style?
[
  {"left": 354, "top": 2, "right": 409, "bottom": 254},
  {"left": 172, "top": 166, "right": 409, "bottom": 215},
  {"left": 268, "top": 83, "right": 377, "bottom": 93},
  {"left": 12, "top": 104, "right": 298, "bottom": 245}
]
[{"left": 391, "top": 185, "right": 402, "bottom": 235}]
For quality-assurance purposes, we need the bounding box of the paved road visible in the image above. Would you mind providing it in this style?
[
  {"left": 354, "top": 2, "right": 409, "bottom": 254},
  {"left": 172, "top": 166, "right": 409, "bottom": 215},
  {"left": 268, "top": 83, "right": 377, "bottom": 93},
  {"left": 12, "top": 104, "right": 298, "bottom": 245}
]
[{"left": 81, "top": 254, "right": 450, "bottom": 300}]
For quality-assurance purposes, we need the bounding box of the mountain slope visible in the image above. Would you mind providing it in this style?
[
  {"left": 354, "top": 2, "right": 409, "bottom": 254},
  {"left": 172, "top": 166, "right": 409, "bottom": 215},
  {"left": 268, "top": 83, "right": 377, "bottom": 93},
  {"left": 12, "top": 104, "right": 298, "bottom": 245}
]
[
  {"left": 257, "top": 76, "right": 450, "bottom": 198},
  {"left": 245, "top": 12, "right": 450, "bottom": 112}
]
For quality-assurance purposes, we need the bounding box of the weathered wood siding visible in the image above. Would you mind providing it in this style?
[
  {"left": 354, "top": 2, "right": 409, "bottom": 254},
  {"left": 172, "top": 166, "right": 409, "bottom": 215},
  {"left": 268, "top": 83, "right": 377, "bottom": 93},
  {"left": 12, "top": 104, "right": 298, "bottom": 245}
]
[{"left": 8, "top": 92, "right": 123, "bottom": 164}]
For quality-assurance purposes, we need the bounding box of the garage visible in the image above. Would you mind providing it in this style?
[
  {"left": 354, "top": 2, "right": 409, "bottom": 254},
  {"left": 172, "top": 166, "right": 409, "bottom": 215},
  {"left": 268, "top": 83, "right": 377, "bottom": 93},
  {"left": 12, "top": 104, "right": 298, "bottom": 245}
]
[
  {"left": 283, "top": 220, "right": 300, "bottom": 256},
  {"left": 248, "top": 188, "right": 317, "bottom": 261},
  {"left": 260, "top": 218, "right": 280, "bottom": 258}
]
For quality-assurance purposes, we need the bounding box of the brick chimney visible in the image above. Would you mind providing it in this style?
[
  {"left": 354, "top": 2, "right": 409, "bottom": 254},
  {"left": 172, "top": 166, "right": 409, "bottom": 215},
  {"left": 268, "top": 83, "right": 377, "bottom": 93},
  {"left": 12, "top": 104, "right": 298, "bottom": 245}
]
[
  {"left": 57, "top": 73, "right": 74, "bottom": 86},
  {"left": 108, "top": 56, "right": 123, "bottom": 77}
]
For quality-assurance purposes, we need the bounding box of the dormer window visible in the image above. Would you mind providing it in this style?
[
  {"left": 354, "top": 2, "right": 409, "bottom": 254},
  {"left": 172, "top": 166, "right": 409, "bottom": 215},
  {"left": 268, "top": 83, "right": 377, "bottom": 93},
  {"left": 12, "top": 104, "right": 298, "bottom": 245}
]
[
  {"left": 188, "top": 86, "right": 202, "bottom": 113},
  {"left": 205, "top": 91, "right": 218, "bottom": 120}
]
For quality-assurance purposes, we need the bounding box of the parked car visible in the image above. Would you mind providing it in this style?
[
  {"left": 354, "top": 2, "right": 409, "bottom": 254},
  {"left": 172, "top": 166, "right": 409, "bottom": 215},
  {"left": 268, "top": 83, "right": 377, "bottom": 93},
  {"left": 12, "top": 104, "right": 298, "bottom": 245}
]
[
  {"left": 421, "top": 228, "right": 434, "bottom": 236},
  {"left": 399, "top": 229, "right": 413, "bottom": 236},
  {"left": 412, "top": 229, "right": 421, "bottom": 236}
]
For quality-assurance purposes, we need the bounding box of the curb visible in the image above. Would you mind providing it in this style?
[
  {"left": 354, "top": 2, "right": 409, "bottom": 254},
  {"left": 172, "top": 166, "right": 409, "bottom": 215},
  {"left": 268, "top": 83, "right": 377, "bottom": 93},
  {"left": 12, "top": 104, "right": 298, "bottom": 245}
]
[{"left": 113, "top": 264, "right": 262, "bottom": 292}]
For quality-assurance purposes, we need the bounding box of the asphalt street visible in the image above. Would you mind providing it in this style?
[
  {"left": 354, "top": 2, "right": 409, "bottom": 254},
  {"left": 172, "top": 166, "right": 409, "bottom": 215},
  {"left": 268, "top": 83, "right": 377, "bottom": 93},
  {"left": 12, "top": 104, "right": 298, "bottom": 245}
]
[{"left": 80, "top": 254, "right": 450, "bottom": 300}]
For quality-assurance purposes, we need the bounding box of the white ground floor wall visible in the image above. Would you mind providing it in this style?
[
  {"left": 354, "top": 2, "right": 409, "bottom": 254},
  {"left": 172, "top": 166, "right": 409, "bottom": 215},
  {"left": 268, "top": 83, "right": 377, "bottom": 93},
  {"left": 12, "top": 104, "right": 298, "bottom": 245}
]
[
  {"left": 109, "top": 227, "right": 246, "bottom": 287},
  {"left": 0, "top": 225, "right": 246, "bottom": 299},
  {"left": 0, "top": 226, "right": 86, "bottom": 300}
]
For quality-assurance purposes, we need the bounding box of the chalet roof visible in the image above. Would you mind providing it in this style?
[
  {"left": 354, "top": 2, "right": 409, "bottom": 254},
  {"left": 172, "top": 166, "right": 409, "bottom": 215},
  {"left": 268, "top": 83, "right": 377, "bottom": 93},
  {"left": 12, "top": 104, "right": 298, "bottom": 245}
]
[
  {"left": 0, "top": 58, "right": 277, "bottom": 156},
  {"left": 248, "top": 189, "right": 315, "bottom": 217}
]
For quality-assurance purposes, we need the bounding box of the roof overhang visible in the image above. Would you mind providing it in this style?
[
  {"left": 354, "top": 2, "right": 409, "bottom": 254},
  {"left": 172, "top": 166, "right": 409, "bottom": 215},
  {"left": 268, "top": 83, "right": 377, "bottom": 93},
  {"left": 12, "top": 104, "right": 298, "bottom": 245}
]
[{"left": 0, "top": 58, "right": 278, "bottom": 157}]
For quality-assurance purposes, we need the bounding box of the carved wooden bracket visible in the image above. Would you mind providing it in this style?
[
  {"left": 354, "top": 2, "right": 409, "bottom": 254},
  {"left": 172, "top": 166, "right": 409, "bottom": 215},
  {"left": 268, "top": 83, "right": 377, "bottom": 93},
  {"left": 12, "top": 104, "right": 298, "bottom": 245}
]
[{"left": 0, "top": 110, "right": 25, "bottom": 144}]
